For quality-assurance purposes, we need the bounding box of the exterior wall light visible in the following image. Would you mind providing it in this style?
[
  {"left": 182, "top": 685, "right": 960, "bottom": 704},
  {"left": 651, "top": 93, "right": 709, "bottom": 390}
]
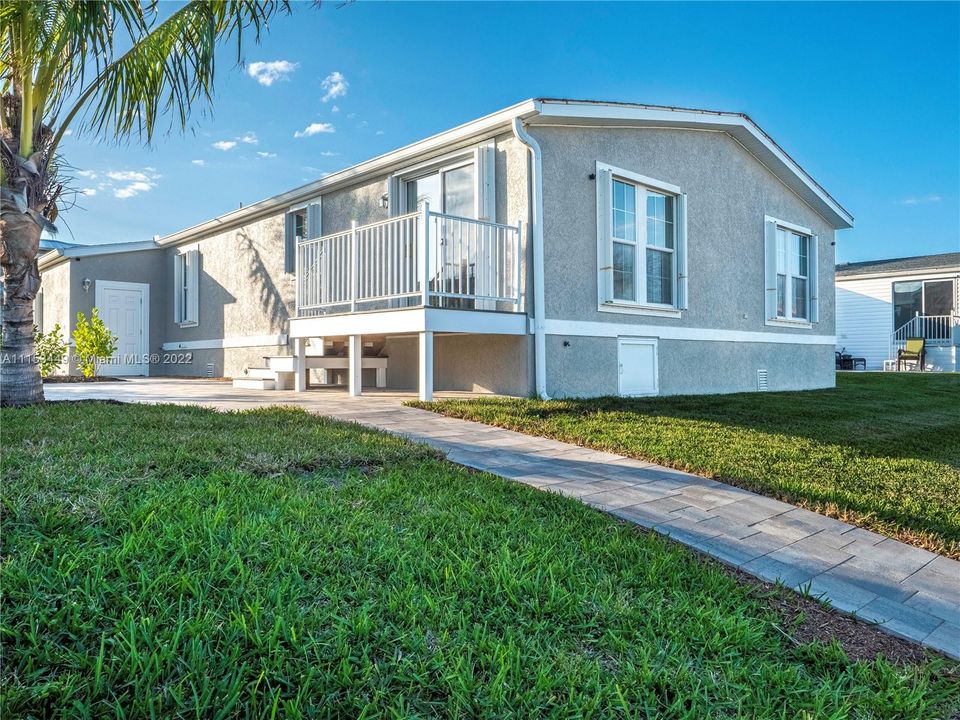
[{"left": 81, "top": 278, "right": 92, "bottom": 292}]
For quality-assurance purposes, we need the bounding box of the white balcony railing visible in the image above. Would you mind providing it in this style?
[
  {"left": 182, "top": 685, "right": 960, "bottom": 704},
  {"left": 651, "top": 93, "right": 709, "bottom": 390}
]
[
  {"left": 296, "top": 203, "right": 522, "bottom": 317},
  {"left": 890, "top": 313, "right": 959, "bottom": 357}
]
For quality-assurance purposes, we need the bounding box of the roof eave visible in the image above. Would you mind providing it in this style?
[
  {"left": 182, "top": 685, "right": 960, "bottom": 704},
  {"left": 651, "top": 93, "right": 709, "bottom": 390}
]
[
  {"left": 531, "top": 100, "right": 853, "bottom": 230},
  {"left": 156, "top": 99, "right": 540, "bottom": 247}
]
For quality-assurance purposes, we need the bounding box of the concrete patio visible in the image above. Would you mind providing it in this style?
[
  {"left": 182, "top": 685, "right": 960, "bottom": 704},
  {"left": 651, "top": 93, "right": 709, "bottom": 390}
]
[{"left": 43, "top": 378, "right": 960, "bottom": 659}]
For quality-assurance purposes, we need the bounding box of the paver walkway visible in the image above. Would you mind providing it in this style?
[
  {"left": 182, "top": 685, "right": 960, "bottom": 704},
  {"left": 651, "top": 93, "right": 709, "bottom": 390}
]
[{"left": 43, "top": 378, "right": 960, "bottom": 658}]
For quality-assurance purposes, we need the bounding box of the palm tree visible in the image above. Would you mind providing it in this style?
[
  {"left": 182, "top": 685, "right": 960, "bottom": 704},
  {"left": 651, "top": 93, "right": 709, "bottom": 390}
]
[{"left": 0, "top": 1, "right": 291, "bottom": 406}]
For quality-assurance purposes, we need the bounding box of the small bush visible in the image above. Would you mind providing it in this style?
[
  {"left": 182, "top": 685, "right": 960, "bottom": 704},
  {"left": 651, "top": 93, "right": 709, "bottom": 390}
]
[
  {"left": 72, "top": 309, "right": 117, "bottom": 378},
  {"left": 34, "top": 323, "right": 68, "bottom": 377}
]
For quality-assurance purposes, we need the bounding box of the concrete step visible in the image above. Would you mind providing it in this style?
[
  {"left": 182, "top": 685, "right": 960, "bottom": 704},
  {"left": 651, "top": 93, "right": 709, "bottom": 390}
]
[
  {"left": 232, "top": 377, "right": 275, "bottom": 390},
  {"left": 245, "top": 367, "right": 276, "bottom": 380}
]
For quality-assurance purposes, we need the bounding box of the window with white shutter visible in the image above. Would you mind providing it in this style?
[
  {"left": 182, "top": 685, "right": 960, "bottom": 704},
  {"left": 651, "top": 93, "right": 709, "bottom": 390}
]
[
  {"left": 596, "top": 162, "right": 688, "bottom": 314},
  {"left": 764, "top": 216, "right": 818, "bottom": 326},
  {"left": 285, "top": 199, "right": 321, "bottom": 274},
  {"left": 173, "top": 247, "right": 199, "bottom": 326}
]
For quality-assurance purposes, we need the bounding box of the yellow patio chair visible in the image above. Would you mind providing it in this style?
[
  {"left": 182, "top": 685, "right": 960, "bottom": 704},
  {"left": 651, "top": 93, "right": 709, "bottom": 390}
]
[{"left": 896, "top": 337, "right": 925, "bottom": 372}]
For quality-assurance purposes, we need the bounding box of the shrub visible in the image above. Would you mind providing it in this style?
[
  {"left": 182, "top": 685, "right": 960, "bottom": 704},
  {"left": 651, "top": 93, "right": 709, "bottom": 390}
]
[
  {"left": 34, "top": 323, "right": 68, "bottom": 377},
  {"left": 72, "top": 309, "right": 117, "bottom": 378}
]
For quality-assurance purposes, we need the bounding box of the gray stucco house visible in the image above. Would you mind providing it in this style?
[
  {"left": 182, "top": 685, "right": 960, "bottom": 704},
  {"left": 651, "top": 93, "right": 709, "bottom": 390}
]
[{"left": 37, "top": 98, "right": 853, "bottom": 399}]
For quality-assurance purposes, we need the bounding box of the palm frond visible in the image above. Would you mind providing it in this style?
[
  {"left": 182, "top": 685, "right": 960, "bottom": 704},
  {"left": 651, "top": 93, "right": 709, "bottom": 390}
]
[{"left": 52, "top": 1, "right": 289, "bottom": 151}]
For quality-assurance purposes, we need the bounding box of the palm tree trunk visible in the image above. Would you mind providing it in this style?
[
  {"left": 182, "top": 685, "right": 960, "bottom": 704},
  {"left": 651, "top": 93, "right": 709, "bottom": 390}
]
[{"left": 1, "top": 200, "right": 44, "bottom": 407}]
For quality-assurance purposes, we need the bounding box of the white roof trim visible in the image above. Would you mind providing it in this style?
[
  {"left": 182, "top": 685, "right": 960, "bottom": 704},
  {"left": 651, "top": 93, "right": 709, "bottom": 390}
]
[
  {"left": 531, "top": 99, "right": 853, "bottom": 229},
  {"left": 39, "top": 239, "right": 160, "bottom": 270},
  {"left": 156, "top": 99, "right": 538, "bottom": 247},
  {"left": 836, "top": 266, "right": 960, "bottom": 282},
  {"left": 154, "top": 97, "right": 851, "bottom": 248}
]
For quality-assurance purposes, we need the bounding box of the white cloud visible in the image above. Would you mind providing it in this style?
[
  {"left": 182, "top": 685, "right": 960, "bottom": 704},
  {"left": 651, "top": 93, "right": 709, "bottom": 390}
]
[
  {"left": 321, "top": 71, "right": 348, "bottom": 102},
  {"left": 77, "top": 169, "right": 97, "bottom": 179},
  {"left": 319, "top": 151, "right": 339, "bottom": 157},
  {"left": 113, "top": 181, "right": 153, "bottom": 199},
  {"left": 63, "top": 129, "right": 73, "bottom": 136},
  {"left": 247, "top": 60, "right": 298, "bottom": 86},
  {"left": 331, "top": 105, "right": 340, "bottom": 113},
  {"left": 213, "top": 140, "right": 237, "bottom": 151},
  {"left": 256, "top": 151, "right": 277, "bottom": 158},
  {"left": 107, "top": 170, "right": 151, "bottom": 182},
  {"left": 895, "top": 195, "right": 942, "bottom": 206},
  {"left": 191, "top": 159, "right": 206, "bottom": 167},
  {"left": 294, "top": 122, "right": 335, "bottom": 138},
  {"left": 375, "top": 130, "right": 385, "bottom": 136},
  {"left": 79, "top": 188, "right": 96, "bottom": 196},
  {"left": 104, "top": 168, "right": 160, "bottom": 199},
  {"left": 240, "top": 132, "right": 259, "bottom": 145}
]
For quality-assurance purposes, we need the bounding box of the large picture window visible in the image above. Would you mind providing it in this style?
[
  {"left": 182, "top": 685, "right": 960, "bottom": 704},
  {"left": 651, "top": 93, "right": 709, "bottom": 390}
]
[
  {"left": 597, "top": 163, "right": 687, "bottom": 313},
  {"left": 893, "top": 278, "right": 956, "bottom": 339}
]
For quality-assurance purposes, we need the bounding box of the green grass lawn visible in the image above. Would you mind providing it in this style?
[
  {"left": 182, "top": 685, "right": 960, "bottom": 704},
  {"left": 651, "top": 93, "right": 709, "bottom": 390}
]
[
  {"left": 412, "top": 373, "right": 960, "bottom": 559},
  {"left": 2, "top": 402, "right": 958, "bottom": 718}
]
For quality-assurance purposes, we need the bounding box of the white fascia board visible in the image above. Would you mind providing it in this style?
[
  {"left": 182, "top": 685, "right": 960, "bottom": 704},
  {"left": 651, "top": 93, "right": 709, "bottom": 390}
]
[
  {"left": 38, "top": 240, "right": 160, "bottom": 270},
  {"left": 157, "top": 100, "right": 539, "bottom": 248},
  {"left": 544, "top": 318, "right": 836, "bottom": 346},
  {"left": 533, "top": 100, "right": 854, "bottom": 230},
  {"left": 836, "top": 267, "right": 960, "bottom": 282},
  {"left": 289, "top": 308, "right": 528, "bottom": 338}
]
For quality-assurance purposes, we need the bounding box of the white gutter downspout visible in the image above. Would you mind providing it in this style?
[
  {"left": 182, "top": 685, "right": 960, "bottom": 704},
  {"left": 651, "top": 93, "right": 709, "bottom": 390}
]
[{"left": 512, "top": 116, "right": 549, "bottom": 399}]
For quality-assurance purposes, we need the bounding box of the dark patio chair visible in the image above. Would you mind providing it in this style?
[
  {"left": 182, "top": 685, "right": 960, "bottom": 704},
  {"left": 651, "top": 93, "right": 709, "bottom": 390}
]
[{"left": 835, "top": 349, "right": 853, "bottom": 370}]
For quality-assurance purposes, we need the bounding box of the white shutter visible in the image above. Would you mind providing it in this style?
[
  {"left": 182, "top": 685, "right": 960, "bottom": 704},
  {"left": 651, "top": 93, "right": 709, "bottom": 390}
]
[
  {"left": 475, "top": 143, "right": 496, "bottom": 221},
  {"left": 764, "top": 219, "right": 778, "bottom": 320},
  {"left": 808, "top": 234, "right": 819, "bottom": 323},
  {"left": 283, "top": 212, "right": 297, "bottom": 273},
  {"left": 186, "top": 249, "right": 199, "bottom": 325},
  {"left": 34, "top": 290, "right": 44, "bottom": 333},
  {"left": 387, "top": 175, "right": 403, "bottom": 216},
  {"left": 597, "top": 168, "right": 613, "bottom": 303},
  {"left": 675, "top": 193, "right": 688, "bottom": 310},
  {"left": 307, "top": 201, "right": 322, "bottom": 239},
  {"left": 173, "top": 253, "right": 183, "bottom": 323}
]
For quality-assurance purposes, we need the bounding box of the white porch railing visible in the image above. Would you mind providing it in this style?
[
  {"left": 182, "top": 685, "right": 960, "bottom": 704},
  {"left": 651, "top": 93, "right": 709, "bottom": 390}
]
[
  {"left": 296, "top": 203, "right": 522, "bottom": 317},
  {"left": 890, "top": 314, "right": 959, "bottom": 356}
]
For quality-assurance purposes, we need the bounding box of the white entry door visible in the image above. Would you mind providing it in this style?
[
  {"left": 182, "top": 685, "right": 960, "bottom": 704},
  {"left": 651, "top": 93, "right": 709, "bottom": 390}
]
[
  {"left": 618, "top": 337, "right": 658, "bottom": 396},
  {"left": 95, "top": 281, "right": 149, "bottom": 376}
]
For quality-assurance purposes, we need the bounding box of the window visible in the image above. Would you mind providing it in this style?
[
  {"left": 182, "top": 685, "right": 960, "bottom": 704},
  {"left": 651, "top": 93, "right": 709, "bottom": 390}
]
[
  {"left": 598, "top": 163, "right": 687, "bottom": 313},
  {"left": 404, "top": 160, "right": 477, "bottom": 217},
  {"left": 893, "top": 278, "right": 956, "bottom": 339},
  {"left": 764, "top": 217, "right": 818, "bottom": 325},
  {"left": 173, "top": 248, "right": 199, "bottom": 326},
  {"left": 284, "top": 201, "right": 320, "bottom": 273}
]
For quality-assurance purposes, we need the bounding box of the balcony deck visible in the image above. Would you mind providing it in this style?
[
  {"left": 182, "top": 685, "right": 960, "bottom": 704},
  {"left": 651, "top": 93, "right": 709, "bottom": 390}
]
[{"left": 294, "top": 206, "right": 523, "bottom": 324}]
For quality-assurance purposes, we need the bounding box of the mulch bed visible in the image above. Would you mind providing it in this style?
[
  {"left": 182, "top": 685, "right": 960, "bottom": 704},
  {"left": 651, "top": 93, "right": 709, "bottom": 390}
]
[{"left": 721, "top": 564, "right": 942, "bottom": 666}]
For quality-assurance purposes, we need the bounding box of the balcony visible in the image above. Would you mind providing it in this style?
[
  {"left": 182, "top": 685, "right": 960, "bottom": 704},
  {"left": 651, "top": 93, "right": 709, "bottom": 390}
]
[{"left": 295, "top": 205, "right": 522, "bottom": 319}]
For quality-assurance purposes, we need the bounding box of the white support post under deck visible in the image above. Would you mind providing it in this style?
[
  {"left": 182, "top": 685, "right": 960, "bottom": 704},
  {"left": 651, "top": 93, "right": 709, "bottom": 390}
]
[
  {"left": 418, "top": 330, "right": 433, "bottom": 402},
  {"left": 348, "top": 334, "right": 362, "bottom": 397},
  {"left": 294, "top": 338, "right": 306, "bottom": 392}
]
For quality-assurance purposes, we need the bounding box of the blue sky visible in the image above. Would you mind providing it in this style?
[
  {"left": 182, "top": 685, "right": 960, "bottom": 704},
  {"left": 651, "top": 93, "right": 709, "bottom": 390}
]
[{"left": 59, "top": 1, "right": 959, "bottom": 263}]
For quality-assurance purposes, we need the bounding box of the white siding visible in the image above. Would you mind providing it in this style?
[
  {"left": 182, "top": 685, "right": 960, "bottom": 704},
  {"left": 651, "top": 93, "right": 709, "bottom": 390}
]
[{"left": 835, "top": 276, "right": 894, "bottom": 369}]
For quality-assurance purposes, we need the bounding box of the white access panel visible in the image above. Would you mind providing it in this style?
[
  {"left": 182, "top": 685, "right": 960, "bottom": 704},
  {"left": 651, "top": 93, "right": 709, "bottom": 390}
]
[{"left": 618, "top": 337, "right": 658, "bottom": 396}]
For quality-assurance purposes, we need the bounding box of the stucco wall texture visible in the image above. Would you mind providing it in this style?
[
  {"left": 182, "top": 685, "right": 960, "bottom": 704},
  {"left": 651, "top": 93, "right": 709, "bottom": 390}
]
[
  {"left": 546, "top": 335, "right": 834, "bottom": 398},
  {"left": 532, "top": 126, "right": 836, "bottom": 334},
  {"left": 36, "top": 122, "right": 843, "bottom": 397}
]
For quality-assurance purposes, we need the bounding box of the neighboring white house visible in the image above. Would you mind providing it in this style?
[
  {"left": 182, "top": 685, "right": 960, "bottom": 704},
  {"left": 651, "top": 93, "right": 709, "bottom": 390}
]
[{"left": 835, "top": 252, "right": 959, "bottom": 371}]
